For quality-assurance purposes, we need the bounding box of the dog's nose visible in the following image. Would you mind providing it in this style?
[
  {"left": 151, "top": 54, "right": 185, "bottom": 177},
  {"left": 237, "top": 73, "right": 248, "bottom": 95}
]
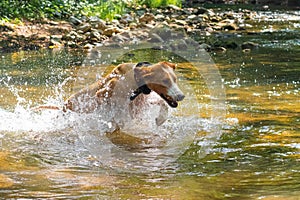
[{"left": 177, "top": 93, "right": 185, "bottom": 101}]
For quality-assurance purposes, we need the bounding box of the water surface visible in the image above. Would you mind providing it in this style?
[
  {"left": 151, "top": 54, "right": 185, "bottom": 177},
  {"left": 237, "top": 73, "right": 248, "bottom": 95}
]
[{"left": 0, "top": 10, "right": 299, "bottom": 199}]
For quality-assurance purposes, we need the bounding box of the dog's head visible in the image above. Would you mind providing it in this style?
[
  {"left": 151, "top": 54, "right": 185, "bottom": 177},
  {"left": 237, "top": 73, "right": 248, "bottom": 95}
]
[{"left": 131, "top": 61, "right": 185, "bottom": 108}]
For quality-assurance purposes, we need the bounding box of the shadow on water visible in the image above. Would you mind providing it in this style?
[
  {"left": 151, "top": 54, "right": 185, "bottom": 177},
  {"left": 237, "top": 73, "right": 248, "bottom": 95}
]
[{"left": 0, "top": 11, "right": 299, "bottom": 200}]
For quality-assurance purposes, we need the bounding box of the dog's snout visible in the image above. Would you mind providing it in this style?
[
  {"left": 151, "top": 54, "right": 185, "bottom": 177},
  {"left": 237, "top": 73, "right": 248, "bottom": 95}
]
[{"left": 177, "top": 93, "right": 185, "bottom": 101}]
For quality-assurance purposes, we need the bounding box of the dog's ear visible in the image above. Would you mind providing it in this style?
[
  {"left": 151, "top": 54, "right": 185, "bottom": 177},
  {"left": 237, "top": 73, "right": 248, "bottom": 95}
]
[
  {"left": 161, "top": 61, "right": 176, "bottom": 70},
  {"left": 134, "top": 67, "right": 151, "bottom": 84}
]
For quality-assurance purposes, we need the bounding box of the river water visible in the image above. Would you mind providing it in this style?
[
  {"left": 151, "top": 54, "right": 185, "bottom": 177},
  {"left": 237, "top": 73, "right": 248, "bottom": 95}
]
[{"left": 0, "top": 10, "right": 299, "bottom": 199}]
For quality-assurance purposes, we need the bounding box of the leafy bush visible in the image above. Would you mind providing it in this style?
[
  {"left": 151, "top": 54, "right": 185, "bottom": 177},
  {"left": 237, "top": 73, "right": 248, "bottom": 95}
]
[
  {"left": 82, "top": 0, "right": 128, "bottom": 20},
  {"left": 0, "top": 0, "right": 183, "bottom": 21},
  {"left": 139, "top": 0, "right": 182, "bottom": 8}
]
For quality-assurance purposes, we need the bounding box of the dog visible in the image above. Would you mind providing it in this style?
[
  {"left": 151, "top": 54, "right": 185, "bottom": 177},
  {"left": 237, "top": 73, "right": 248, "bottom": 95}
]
[{"left": 34, "top": 61, "right": 185, "bottom": 126}]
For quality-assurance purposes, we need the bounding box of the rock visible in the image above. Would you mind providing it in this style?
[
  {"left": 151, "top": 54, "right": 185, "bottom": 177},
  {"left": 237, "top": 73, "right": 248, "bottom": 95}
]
[
  {"left": 218, "top": 20, "right": 238, "bottom": 31},
  {"left": 195, "top": 7, "right": 209, "bottom": 15},
  {"left": 151, "top": 24, "right": 172, "bottom": 40},
  {"left": 187, "top": 14, "right": 198, "bottom": 20},
  {"left": 89, "top": 16, "right": 107, "bottom": 31},
  {"left": 114, "top": 14, "right": 122, "bottom": 20},
  {"left": 175, "top": 19, "right": 187, "bottom": 26},
  {"left": 63, "top": 30, "right": 78, "bottom": 41},
  {"left": 120, "top": 14, "right": 134, "bottom": 24},
  {"left": 134, "top": 30, "right": 150, "bottom": 40},
  {"left": 75, "top": 33, "right": 86, "bottom": 42},
  {"left": 122, "top": 14, "right": 134, "bottom": 23},
  {"left": 77, "top": 23, "right": 91, "bottom": 33},
  {"left": 112, "top": 20, "right": 121, "bottom": 28},
  {"left": 129, "top": 22, "right": 138, "bottom": 29},
  {"left": 185, "top": 38, "right": 200, "bottom": 47},
  {"left": 169, "top": 23, "right": 184, "bottom": 30},
  {"left": 242, "top": 48, "right": 251, "bottom": 53},
  {"left": 111, "top": 34, "right": 127, "bottom": 43},
  {"left": 103, "top": 41, "right": 122, "bottom": 48},
  {"left": 69, "top": 16, "right": 82, "bottom": 26},
  {"left": 66, "top": 41, "right": 78, "bottom": 48},
  {"left": 139, "top": 13, "right": 155, "bottom": 23},
  {"left": 224, "top": 12, "right": 235, "bottom": 19},
  {"left": 212, "top": 46, "right": 227, "bottom": 53},
  {"left": 167, "top": 5, "right": 181, "bottom": 11},
  {"left": 241, "top": 41, "right": 259, "bottom": 49},
  {"left": 90, "top": 31, "right": 102, "bottom": 41},
  {"left": 210, "top": 15, "right": 222, "bottom": 22},
  {"left": 170, "top": 39, "right": 188, "bottom": 51},
  {"left": 239, "top": 23, "right": 253, "bottom": 29},
  {"left": 199, "top": 43, "right": 212, "bottom": 51},
  {"left": 148, "top": 33, "right": 164, "bottom": 43},
  {"left": 49, "top": 35, "right": 62, "bottom": 47},
  {"left": 103, "top": 27, "right": 121, "bottom": 37},
  {"left": 83, "top": 43, "right": 94, "bottom": 50},
  {"left": 155, "top": 14, "right": 166, "bottom": 22}
]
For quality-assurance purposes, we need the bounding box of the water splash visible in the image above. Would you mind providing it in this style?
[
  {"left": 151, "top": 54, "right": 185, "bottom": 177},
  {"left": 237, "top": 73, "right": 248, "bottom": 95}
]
[{"left": 0, "top": 27, "right": 227, "bottom": 171}]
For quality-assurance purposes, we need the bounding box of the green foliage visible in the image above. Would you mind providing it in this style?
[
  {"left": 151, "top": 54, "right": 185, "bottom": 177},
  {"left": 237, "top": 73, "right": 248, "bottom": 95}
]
[
  {"left": 82, "top": 0, "right": 127, "bottom": 20},
  {"left": 0, "top": 0, "right": 183, "bottom": 21},
  {"left": 139, "top": 0, "right": 182, "bottom": 8}
]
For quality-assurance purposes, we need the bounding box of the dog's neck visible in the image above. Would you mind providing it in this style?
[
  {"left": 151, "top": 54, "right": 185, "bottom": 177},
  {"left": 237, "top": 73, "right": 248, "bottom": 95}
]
[
  {"left": 130, "top": 62, "right": 152, "bottom": 101},
  {"left": 98, "top": 62, "right": 152, "bottom": 102}
]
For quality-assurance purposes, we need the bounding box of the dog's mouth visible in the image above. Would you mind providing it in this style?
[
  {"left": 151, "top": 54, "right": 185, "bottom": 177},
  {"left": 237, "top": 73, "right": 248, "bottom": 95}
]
[{"left": 160, "top": 94, "right": 179, "bottom": 108}]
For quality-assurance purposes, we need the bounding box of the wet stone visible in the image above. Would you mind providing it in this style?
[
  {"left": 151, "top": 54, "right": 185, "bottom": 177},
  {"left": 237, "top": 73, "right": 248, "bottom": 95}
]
[
  {"left": 103, "top": 27, "right": 120, "bottom": 37},
  {"left": 241, "top": 41, "right": 259, "bottom": 49},
  {"left": 90, "top": 31, "right": 102, "bottom": 41},
  {"left": 77, "top": 23, "right": 92, "bottom": 33},
  {"left": 69, "top": 16, "right": 82, "bottom": 26},
  {"left": 151, "top": 24, "right": 172, "bottom": 40},
  {"left": 148, "top": 33, "right": 164, "bottom": 43}
]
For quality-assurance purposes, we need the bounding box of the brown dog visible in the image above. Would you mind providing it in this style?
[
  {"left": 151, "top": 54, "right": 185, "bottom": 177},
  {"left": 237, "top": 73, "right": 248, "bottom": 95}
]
[{"left": 34, "top": 61, "right": 185, "bottom": 126}]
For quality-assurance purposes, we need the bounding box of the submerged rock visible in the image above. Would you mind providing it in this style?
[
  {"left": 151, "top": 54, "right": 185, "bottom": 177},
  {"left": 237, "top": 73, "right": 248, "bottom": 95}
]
[
  {"left": 151, "top": 24, "right": 172, "bottom": 40},
  {"left": 241, "top": 41, "right": 259, "bottom": 49},
  {"left": 148, "top": 33, "right": 164, "bottom": 43}
]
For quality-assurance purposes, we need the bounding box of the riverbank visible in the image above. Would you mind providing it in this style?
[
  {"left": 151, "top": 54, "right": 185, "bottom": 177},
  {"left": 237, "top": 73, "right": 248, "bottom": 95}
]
[{"left": 0, "top": 4, "right": 298, "bottom": 53}]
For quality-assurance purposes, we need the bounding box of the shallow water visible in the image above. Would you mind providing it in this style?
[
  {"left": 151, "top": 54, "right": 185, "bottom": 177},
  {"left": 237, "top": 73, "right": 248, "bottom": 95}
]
[{"left": 0, "top": 10, "right": 299, "bottom": 199}]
